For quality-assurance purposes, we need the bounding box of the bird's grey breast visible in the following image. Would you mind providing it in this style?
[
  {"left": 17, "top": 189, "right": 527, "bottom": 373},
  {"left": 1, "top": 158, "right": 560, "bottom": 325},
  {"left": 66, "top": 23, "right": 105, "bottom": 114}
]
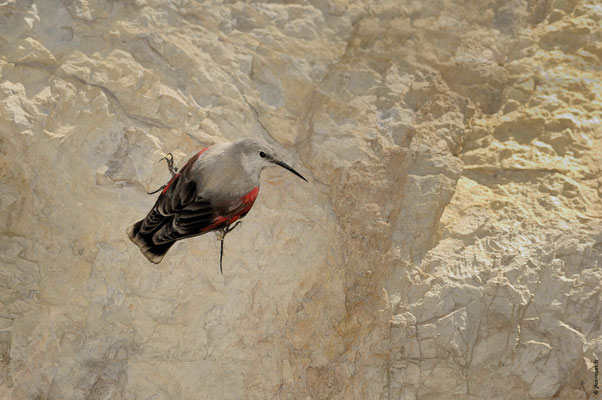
[{"left": 189, "top": 145, "right": 258, "bottom": 201}]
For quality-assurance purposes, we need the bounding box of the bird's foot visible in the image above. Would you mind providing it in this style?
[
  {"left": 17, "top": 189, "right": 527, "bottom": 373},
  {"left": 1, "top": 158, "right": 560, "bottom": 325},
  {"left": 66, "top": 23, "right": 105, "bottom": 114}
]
[
  {"left": 147, "top": 153, "right": 178, "bottom": 195},
  {"left": 216, "top": 220, "right": 242, "bottom": 241},
  {"left": 160, "top": 153, "right": 178, "bottom": 177},
  {"left": 147, "top": 185, "right": 166, "bottom": 195},
  {"left": 224, "top": 220, "right": 242, "bottom": 235}
]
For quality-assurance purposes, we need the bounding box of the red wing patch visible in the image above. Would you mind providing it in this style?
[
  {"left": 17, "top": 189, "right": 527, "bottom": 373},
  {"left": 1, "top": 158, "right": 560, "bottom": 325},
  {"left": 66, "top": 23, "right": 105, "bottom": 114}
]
[
  {"left": 199, "top": 216, "right": 229, "bottom": 233},
  {"left": 200, "top": 187, "right": 260, "bottom": 233},
  {"left": 241, "top": 187, "right": 259, "bottom": 205}
]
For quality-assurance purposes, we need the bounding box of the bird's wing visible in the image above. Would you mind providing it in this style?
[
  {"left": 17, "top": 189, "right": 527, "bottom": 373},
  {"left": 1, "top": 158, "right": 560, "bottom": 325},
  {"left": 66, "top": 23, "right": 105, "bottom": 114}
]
[
  {"left": 150, "top": 187, "right": 257, "bottom": 245},
  {"left": 139, "top": 150, "right": 208, "bottom": 235},
  {"left": 139, "top": 152, "right": 259, "bottom": 245}
]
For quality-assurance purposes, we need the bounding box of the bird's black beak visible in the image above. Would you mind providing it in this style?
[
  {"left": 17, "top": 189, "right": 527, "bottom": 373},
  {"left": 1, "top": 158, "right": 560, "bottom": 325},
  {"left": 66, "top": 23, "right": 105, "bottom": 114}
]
[{"left": 272, "top": 160, "right": 308, "bottom": 182}]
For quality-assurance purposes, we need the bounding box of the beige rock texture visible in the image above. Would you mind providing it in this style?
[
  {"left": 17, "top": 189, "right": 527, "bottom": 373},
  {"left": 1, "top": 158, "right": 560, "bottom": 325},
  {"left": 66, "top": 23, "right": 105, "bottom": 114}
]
[{"left": 1, "top": 0, "right": 601, "bottom": 399}]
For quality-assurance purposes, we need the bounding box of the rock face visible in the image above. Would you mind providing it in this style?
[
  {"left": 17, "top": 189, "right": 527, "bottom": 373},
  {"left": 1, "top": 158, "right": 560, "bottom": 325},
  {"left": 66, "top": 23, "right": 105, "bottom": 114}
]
[{"left": 1, "top": 0, "right": 601, "bottom": 399}]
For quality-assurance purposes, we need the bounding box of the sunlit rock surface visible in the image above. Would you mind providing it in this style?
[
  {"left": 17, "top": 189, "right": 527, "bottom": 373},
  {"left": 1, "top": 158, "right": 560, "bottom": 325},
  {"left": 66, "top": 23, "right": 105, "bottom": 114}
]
[{"left": 1, "top": 1, "right": 601, "bottom": 399}]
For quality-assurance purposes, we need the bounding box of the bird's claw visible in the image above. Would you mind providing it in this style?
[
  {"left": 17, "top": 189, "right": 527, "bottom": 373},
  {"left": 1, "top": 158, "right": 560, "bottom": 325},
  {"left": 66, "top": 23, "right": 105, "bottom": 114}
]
[
  {"left": 216, "top": 221, "right": 242, "bottom": 242},
  {"left": 225, "top": 220, "right": 242, "bottom": 234},
  {"left": 147, "top": 184, "right": 166, "bottom": 195},
  {"left": 147, "top": 153, "right": 178, "bottom": 195},
  {"left": 160, "top": 153, "right": 178, "bottom": 177}
]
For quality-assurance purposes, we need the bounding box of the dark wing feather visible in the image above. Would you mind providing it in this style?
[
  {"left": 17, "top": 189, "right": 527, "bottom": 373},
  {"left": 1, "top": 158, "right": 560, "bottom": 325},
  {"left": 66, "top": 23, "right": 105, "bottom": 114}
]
[
  {"left": 152, "top": 192, "right": 255, "bottom": 245},
  {"left": 139, "top": 150, "right": 207, "bottom": 234},
  {"left": 139, "top": 175, "right": 200, "bottom": 234},
  {"left": 139, "top": 161, "right": 254, "bottom": 246}
]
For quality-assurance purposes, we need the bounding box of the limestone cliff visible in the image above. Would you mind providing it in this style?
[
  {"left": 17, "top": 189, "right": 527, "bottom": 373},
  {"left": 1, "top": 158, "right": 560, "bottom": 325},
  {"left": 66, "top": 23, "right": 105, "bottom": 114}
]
[{"left": 1, "top": 0, "right": 601, "bottom": 399}]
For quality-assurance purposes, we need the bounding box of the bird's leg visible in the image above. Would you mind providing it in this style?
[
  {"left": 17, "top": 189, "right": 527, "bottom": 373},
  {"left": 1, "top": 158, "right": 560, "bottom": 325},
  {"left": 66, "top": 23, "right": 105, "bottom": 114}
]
[
  {"left": 219, "top": 239, "right": 225, "bottom": 275},
  {"left": 147, "top": 153, "right": 178, "bottom": 195},
  {"left": 160, "top": 153, "right": 178, "bottom": 177},
  {"left": 224, "top": 220, "right": 243, "bottom": 235},
  {"left": 147, "top": 185, "right": 166, "bottom": 195},
  {"left": 218, "top": 220, "right": 243, "bottom": 274}
]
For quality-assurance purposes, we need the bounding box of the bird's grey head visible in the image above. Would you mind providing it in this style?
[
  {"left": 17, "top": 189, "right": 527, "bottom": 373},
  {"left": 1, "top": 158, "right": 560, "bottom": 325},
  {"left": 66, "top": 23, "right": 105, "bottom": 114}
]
[{"left": 234, "top": 138, "right": 307, "bottom": 182}]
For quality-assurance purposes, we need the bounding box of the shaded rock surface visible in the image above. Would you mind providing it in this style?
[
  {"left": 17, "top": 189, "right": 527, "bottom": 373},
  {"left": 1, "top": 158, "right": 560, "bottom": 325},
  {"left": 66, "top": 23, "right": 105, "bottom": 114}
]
[{"left": 1, "top": 0, "right": 601, "bottom": 399}]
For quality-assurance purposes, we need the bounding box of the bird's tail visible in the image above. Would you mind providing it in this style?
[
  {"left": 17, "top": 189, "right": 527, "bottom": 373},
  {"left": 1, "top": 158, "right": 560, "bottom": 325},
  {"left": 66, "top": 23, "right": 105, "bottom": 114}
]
[{"left": 127, "top": 220, "right": 175, "bottom": 264}]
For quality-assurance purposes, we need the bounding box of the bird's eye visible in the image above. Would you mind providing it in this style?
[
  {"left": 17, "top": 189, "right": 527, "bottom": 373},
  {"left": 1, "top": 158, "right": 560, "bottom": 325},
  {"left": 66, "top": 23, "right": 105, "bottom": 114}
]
[{"left": 259, "top": 151, "right": 266, "bottom": 158}]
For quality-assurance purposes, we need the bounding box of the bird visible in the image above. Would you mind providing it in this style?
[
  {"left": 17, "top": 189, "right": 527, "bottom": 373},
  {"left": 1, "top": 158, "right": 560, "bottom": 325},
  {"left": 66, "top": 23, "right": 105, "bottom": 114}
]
[{"left": 127, "top": 137, "right": 307, "bottom": 268}]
